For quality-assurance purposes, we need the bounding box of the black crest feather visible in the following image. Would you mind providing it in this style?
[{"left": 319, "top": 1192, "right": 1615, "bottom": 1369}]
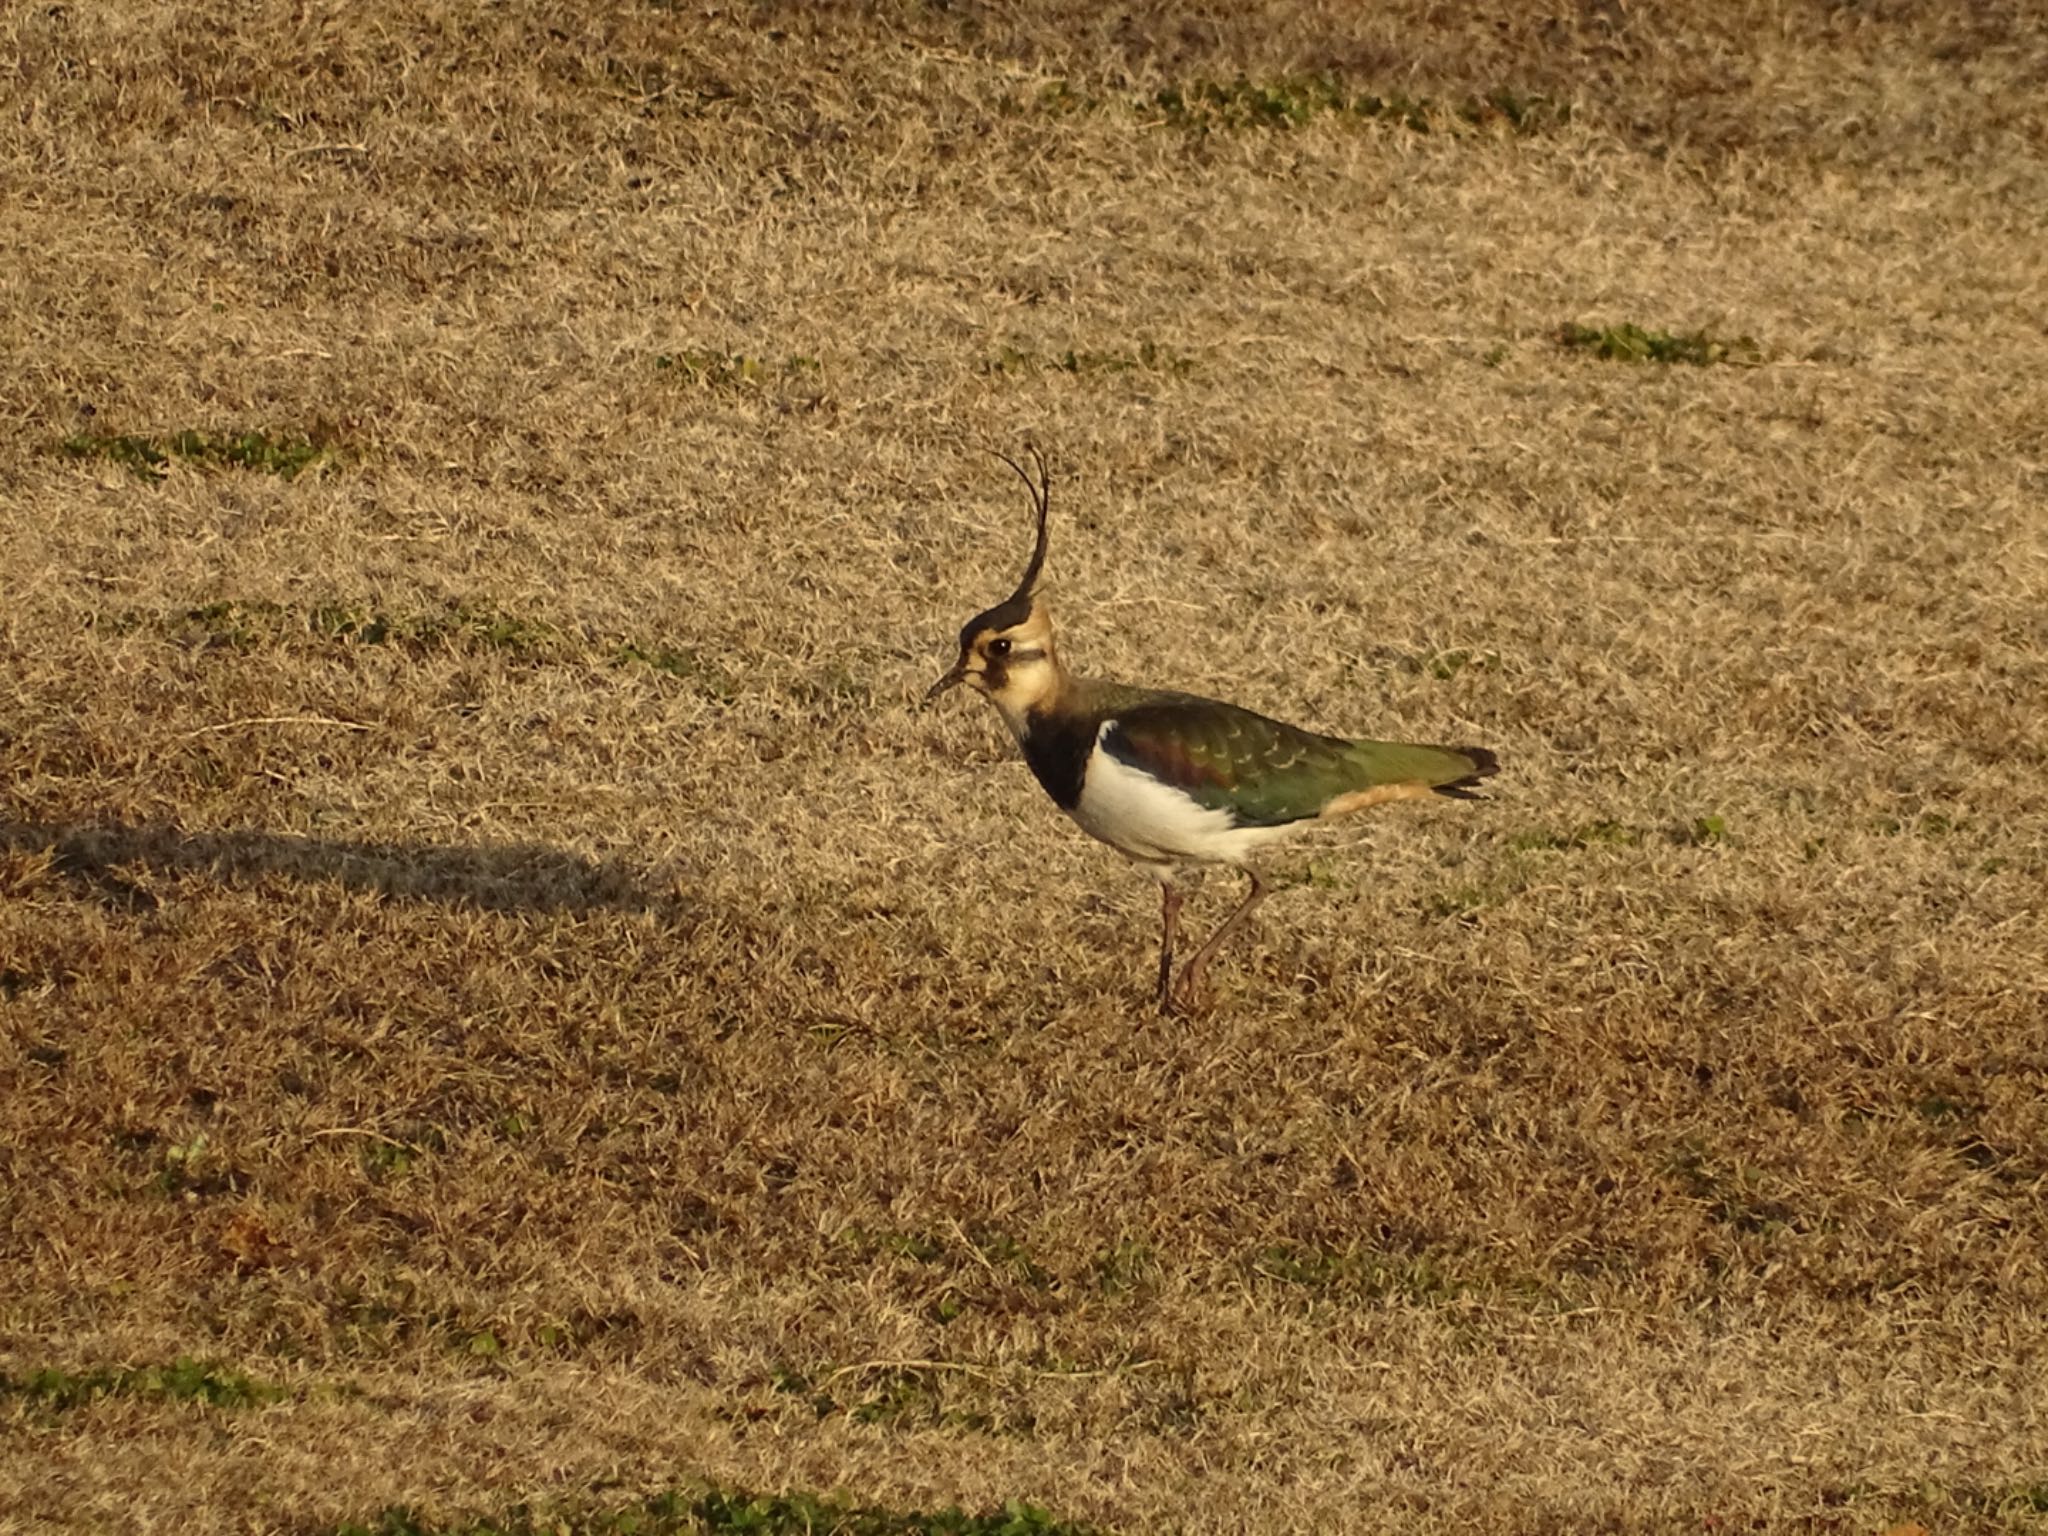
[{"left": 990, "top": 444, "right": 1051, "bottom": 607}]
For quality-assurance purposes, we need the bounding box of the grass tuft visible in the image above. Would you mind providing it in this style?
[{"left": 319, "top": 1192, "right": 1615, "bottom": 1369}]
[
  {"left": 1251, "top": 1245, "right": 1462, "bottom": 1302},
  {"left": 610, "top": 641, "right": 737, "bottom": 698},
  {"left": 1665, "top": 1139, "right": 1800, "bottom": 1236},
  {"left": 334, "top": 1486, "right": 1104, "bottom": 1535},
  {"left": 61, "top": 428, "right": 327, "bottom": 480},
  {"left": 1139, "top": 77, "right": 1567, "bottom": 136},
  {"left": 654, "top": 351, "right": 822, "bottom": 387},
  {"left": 1556, "top": 322, "right": 1761, "bottom": 366},
  {"left": 1091, "top": 1240, "right": 1158, "bottom": 1295},
  {"left": 112, "top": 597, "right": 744, "bottom": 696},
  {"left": 983, "top": 342, "right": 1192, "bottom": 378},
  {"left": 1509, "top": 820, "right": 1644, "bottom": 853},
  {"left": 1999, "top": 1484, "right": 2048, "bottom": 1515},
  {"left": 1675, "top": 814, "right": 1730, "bottom": 847},
  {"left": 840, "top": 1226, "right": 949, "bottom": 1264},
  {"left": 3, "top": 1358, "right": 281, "bottom": 1411}
]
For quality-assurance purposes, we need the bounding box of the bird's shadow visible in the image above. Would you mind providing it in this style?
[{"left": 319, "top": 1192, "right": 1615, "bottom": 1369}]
[{"left": 1, "top": 817, "right": 680, "bottom": 918}]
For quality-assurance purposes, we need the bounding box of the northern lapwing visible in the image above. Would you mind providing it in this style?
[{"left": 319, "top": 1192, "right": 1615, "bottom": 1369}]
[{"left": 924, "top": 448, "right": 1498, "bottom": 1013}]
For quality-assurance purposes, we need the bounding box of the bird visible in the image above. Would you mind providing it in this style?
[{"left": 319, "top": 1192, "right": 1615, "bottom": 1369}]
[{"left": 923, "top": 448, "right": 1498, "bottom": 1014}]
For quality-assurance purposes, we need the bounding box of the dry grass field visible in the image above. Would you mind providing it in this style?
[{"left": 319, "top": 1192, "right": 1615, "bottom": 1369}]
[{"left": 4, "top": 2, "right": 2047, "bottom": 1531}]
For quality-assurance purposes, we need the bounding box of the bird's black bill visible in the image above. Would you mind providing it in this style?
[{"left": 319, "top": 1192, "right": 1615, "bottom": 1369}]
[{"left": 920, "top": 664, "right": 966, "bottom": 709}]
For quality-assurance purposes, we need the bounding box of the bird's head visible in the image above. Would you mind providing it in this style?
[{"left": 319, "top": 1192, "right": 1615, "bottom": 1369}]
[{"left": 923, "top": 447, "right": 1062, "bottom": 724}]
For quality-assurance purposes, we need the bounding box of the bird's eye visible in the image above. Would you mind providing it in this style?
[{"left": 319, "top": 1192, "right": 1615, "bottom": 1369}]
[{"left": 988, "top": 637, "right": 1013, "bottom": 657}]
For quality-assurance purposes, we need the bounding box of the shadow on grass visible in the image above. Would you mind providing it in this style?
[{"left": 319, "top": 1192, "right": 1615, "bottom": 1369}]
[{"left": 1, "top": 819, "right": 681, "bottom": 917}]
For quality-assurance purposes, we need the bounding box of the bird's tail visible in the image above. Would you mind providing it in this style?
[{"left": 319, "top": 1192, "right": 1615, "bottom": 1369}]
[
  {"left": 1430, "top": 744, "right": 1498, "bottom": 799},
  {"left": 1343, "top": 740, "right": 1500, "bottom": 799}
]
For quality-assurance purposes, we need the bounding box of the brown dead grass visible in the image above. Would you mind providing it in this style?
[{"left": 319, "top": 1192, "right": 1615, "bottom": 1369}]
[{"left": 3, "top": 1, "right": 2047, "bottom": 1532}]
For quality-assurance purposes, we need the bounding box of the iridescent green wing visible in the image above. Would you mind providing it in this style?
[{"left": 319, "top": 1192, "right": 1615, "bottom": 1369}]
[{"left": 1103, "top": 696, "right": 1493, "bottom": 827}]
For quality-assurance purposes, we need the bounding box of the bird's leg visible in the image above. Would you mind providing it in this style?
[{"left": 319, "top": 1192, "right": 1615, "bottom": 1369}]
[
  {"left": 1155, "top": 879, "right": 1184, "bottom": 1015},
  {"left": 1172, "top": 867, "right": 1269, "bottom": 1012}
]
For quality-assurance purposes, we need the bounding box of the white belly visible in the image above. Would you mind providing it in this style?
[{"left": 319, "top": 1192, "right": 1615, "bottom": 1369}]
[{"left": 1070, "top": 728, "right": 1292, "bottom": 867}]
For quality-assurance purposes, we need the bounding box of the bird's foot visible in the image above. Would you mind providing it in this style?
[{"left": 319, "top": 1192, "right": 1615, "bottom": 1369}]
[{"left": 1167, "top": 968, "right": 1209, "bottom": 1015}]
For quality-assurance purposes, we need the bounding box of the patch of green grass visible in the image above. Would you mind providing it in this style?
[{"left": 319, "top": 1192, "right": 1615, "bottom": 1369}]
[
  {"left": 1140, "top": 76, "right": 1566, "bottom": 136},
  {"left": 1460, "top": 88, "right": 1563, "bottom": 133},
  {"left": 1872, "top": 811, "right": 1965, "bottom": 839},
  {"left": 611, "top": 642, "right": 738, "bottom": 700},
  {"left": 133, "top": 597, "right": 743, "bottom": 692},
  {"left": 392, "top": 600, "right": 549, "bottom": 655},
  {"left": 1665, "top": 1138, "right": 1799, "bottom": 1236},
  {"left": 1421, "top": 646, "right": 1499, "bottom": 681},
  {"left": 322, "top": 1280, "right": 558, "bottom": 1364},
  {"left": 360, "top": 1139, "right": 419, "bottom": 1181},
  {"left": 1425, "top": 884, "right": 1493, "bottom": 921},
  {"left": 1509, "top": 820, "right": 1644, "bottom": 853},
  {"left": 533, "top": 1308, "right": 640, "bottom": 1356},
  {"left": 59, "top": 431, "right": 170, "bottom": 478},
  {"left": 1296, "top": 856, "right": 1345, "bottom": 891},
  {"left": 1556, "top": 321, "right": 1760, "bottom": 366},
  {"left": 310, "top": 602, "right": 395, "bottom": 645},
  {"left": 1914, "top": 1095, "right": 1976, "bottom": 1124},
  {"left": 339, "top": 1488, "right": 1101, "bottom": 1536},
  {"left": 180, "top": 598, "right": 292, "bottom": 649},
  {"left": 1032, "top": 79, "right": 1094, "bottom": 116},
  {"left": 1151, "top": 76, "right": 1327, "bottom": 128},
  {"left": 848, "top": 1368, "right": 942, "bottom": 1428},
  {"left": 176, "top": 598, "right": 561, "bottom": 657},
  {"left": 113, "top": 1126, "right": 248, "bottom": 1200},
  {"left": 295, "top": 600, "right": 558, "bottom": 658},
  {"left": 1091, "top": 1240, "right": 1158, "bottom": 1296},
  {"left": 1674, "top": 814, "right": 1729, "bottom": 847},
  {"left": 765, "top": 1362, "right": 1041, "bottom": 1438},
  {"left": 1386, "top": 646, "right": 1499, "bottom": 681},
  {"left": 3, "top": 1357, "right": 281, "bottom": 1411},
  {"left": 838, "top": 1225, "right": 948, "bottom": 1264},
  {"left": 1151, "top": 75, "right": 1412, "bottom": 131},
  {"left": 153, "top": 1131, "right": 217, "bottom": 1196},
  {"left": 970, "top": 1227, "right": 1053, "bottom": 1290},
  {"left": 61, "top": 428, "right": 327, "bottom": 480},
  {"left": 768, "top": 1364, "right": 841, "bottom": 1421},
  {"left": 174, "top": 428, "right": 326, "bottom": 477},
  {"left": 444, "top": 602, "right": 559, "bottom": 657},
  {"left": 792, "top": 662, "right": 876, "bottom": 713},
  {"left": 464, "top": 1330, "right": 503, "bottom": 1361},
  {"left": 361, "top": 1121, "right": 441, "bottom": 1182},
  {"left": 1995, "top": 1483, "right": 2048, "bottom": 1515},
  {"left": 983, "top": 341, "right": 1191, "bottom": 377},
  {"left": 653, "top": 350, "right": 820, "bottom": 387}
]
